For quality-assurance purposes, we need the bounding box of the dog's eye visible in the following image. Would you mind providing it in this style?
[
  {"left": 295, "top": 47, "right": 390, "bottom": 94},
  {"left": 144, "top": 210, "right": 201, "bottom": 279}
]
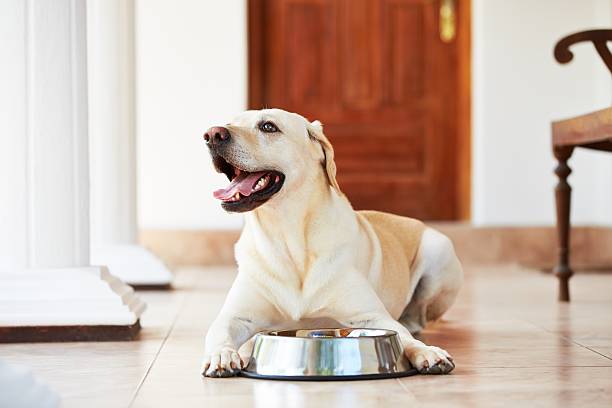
[{"left": 259, "top": 121, "right": 279, "bottom": 133}]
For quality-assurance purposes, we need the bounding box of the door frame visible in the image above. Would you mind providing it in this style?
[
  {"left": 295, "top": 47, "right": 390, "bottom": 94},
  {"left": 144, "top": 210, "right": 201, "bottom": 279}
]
[{"left": 247, "top": 0, "right": 471, "bottom": 221}]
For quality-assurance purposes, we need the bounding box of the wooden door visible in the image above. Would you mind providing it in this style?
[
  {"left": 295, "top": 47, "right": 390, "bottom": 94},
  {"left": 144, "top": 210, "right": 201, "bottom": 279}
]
[{"left": 249, "top": 0, "right": 470, "bottom": 220}]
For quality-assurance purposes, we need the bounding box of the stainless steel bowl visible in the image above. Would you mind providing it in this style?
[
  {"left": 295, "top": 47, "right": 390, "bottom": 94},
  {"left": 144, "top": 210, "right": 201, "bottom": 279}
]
[{"left": 241, "top": 328, "right": 417, "bottom": 380}]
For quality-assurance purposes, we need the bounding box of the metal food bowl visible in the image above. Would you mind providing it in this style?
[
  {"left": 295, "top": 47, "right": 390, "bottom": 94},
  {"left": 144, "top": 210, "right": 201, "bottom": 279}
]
[{"left": 240, "top": 328, "right": 418, "bottom": 381}]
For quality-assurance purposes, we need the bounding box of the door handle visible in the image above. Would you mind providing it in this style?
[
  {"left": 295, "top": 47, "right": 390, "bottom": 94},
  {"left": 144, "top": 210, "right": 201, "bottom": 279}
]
[{"left": 439, "top": 0, "right": 456, "bottom": 43}]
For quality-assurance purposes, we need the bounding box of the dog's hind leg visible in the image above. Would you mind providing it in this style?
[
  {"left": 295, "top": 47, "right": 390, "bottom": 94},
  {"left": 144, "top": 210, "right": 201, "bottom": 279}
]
[{"left": 399, "top": 228, "right": 463, "bottom": 334}]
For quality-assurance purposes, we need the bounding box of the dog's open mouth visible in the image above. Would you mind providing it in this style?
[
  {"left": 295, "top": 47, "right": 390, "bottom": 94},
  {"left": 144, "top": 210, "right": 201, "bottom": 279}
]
[{"left": 211, "top": 154, "right": 285, "bottom": 212}]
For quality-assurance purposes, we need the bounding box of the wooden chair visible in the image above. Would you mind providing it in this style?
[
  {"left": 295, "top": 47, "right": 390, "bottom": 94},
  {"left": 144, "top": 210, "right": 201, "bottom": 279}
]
[{"left": 552, "top": 30, "right": 612, "bottom": 301}]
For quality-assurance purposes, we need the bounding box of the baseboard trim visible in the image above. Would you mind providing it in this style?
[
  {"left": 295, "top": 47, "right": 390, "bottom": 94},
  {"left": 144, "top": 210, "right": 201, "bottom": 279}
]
[
  {"left": 139, "top": 225, "right": 612, "bottom": 271},
  {"left": 432, "top": 224, "right": 612, "bottom": 270},
  {"left": 0, "top": 321, "right": 141, "bottom": 343},
  {"left": 140, "top": 229, "right": 238, "bottom": 267}
]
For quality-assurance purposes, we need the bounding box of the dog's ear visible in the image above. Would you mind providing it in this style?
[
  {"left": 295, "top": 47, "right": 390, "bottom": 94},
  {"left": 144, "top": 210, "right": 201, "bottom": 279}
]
[{"left": 308, "top": 120, "right": 341, "bottom": 192}]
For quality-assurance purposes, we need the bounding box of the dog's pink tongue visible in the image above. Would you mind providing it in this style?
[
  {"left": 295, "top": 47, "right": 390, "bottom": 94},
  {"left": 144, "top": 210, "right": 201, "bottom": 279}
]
[{"left": 213, "top": 171, "right": 268, "bottom": 200}]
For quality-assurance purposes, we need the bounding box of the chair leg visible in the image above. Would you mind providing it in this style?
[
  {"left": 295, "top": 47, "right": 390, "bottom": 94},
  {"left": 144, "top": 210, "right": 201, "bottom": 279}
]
[{"left": 553, "top": 145, "right": 574, "bottom": 302}]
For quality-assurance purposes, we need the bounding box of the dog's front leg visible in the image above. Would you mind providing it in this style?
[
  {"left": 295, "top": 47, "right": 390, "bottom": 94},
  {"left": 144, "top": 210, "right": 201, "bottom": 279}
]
[
  {"left": 201, "top": 275, "right": 278, "bottom": 378},
  {"left": 340, "top": 312, "right": 454, "bottom": 374},
  {"left": 331, "top": 275, "right": 455, "bottom": 374}
]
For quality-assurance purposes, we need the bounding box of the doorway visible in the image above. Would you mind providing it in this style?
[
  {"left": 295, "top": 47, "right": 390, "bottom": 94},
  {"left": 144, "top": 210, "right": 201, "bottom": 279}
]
[{"left": 248, "top": 0, "right": 470, "bottom": 220}]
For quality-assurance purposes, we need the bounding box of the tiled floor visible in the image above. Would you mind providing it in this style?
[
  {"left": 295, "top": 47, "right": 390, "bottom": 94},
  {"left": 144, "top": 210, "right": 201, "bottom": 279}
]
[{"left": 1, "top": 265, "right": 611, "bottom": 407}]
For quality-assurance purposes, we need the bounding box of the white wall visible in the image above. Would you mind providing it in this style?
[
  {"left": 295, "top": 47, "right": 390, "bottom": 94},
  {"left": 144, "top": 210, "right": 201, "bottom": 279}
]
[
  {"left": 135, "top": 0, "right": 246, "bottom": 230},
  {"left": 135, "top": 0, "right": 612, "bottom": 230},
  {"left": 472, "top": 0, "right": 612, "bottom": 226}
]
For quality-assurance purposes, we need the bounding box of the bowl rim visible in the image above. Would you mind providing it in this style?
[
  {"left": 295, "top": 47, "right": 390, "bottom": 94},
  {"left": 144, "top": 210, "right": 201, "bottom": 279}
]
[{"left": 255, "top": 327, "right": 399, "bottom": 340}]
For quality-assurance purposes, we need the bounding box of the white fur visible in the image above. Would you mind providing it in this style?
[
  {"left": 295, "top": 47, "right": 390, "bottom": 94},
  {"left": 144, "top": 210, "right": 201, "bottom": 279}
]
[
  {"left": 201, "top": 109, "right": 463, "bottom": 377},
  {"left": 399, "top": 228, "right": 463, "bottom": 334}
]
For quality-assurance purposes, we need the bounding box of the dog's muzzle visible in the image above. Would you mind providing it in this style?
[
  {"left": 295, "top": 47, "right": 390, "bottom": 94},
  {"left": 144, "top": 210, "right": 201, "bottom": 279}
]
[{"left": 203, "top": 125, "right": 285, "bottom": 212}]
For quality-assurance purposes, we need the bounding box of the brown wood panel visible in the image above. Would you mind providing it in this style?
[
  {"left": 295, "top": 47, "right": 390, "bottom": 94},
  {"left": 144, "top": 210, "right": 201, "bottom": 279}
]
[
  {"left": 456, "top": 0, "right": 471, "bottom": 220},
  {"left": 386, "top": 1, "right": 425, "bottom": 102},
  {"left": 286, "top": 3, "right": 326, "bottom": 103},
  {"left": 249, "top": 0, "right": 470, "bottom": 220},
  {"left": 329, "top": 124, "right": 426, "bottom": 177},
  {"left": 338, "top": 0, "right": 383, "bottom": 109}
]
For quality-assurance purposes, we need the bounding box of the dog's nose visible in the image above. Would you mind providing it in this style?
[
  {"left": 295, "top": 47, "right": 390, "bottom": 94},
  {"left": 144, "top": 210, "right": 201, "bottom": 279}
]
[{"left": 204, "top": 126, "right": 231, "bottom": 145}]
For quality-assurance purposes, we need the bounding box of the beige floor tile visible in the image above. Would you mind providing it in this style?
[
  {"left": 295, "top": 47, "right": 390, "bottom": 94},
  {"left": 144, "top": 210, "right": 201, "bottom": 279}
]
[
  {"left": 589, "top": 346, "right": 612, "bottom": 360},
  {"left": 446, "top": 345, "right": 611, "bottom": 368},
  {"left": 132, "top": 385, "right": 416, "bottom": 408},
  {"left": 2, "top": 265, "right": 611, "bottom": 408},
  {"left": 400, "top": 367, "right": 612, "bottom": 408}
]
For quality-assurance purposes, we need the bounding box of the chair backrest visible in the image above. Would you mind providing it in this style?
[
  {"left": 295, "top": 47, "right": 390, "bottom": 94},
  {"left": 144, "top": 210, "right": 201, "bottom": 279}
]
[{"left": 554, "top": 29, "right": 612, "bottom": 74}]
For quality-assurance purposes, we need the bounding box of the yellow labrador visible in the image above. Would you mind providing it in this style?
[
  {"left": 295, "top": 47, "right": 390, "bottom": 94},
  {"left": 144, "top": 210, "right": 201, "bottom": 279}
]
[{"left": 201, "top": 109, "right": 463, "bottom": 377}]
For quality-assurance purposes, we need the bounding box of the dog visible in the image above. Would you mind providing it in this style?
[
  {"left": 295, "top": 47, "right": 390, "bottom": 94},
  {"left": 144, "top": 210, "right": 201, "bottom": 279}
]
[{"left": 201, "top": 109, "right": 463, "bottom": 377}]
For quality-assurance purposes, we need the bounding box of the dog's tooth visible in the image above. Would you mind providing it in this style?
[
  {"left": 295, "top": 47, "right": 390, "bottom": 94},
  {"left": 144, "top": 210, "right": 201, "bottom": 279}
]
[
  {"left": 251, "top": 175, "right": 270, "bottom": 193},
  {"left": 254, "top": 176, "right": 266, "bottom": 191}
]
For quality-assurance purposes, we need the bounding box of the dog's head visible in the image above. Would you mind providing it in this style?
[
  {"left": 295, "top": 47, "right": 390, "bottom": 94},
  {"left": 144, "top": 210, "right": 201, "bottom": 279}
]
[{"left": 204, "top": 108, "right": 339, "bottom": 213}]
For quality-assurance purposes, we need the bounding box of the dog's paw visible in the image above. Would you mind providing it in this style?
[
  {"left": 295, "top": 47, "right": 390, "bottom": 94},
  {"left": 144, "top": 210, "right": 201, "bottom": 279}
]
[
  {"left": 201, "top": 348, "right": 243, "bottom": 378},
  {"left": 405, "top": 345, "right": 455, "bottom": 374}
]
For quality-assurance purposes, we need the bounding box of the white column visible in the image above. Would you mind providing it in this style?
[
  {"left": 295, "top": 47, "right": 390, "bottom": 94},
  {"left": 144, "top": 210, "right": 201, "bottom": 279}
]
[
  {"left": 0, "top": 0, "right": 144, "bottom": 338},
  {"left": 0, "top": 360, "right": 59, "bottom": 408},
  {"left": 87, "top": 0, "right": 172, "bottom": 287}
]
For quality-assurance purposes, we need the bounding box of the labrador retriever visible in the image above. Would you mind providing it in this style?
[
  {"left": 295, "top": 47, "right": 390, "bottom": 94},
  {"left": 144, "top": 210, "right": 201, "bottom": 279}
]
[{"left": 201, "top": 109, "right": 463, "bottom": 377}]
